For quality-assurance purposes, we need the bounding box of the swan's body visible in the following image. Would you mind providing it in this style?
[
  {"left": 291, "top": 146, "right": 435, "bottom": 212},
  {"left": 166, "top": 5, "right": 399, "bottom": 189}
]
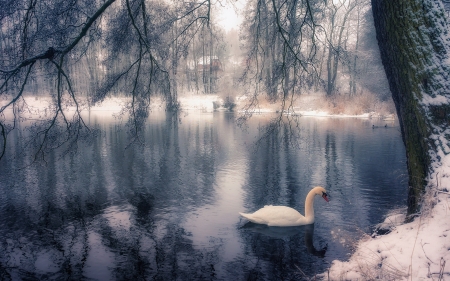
[{"left": 239, "top": 186, "right": 329, "bottom": 226}]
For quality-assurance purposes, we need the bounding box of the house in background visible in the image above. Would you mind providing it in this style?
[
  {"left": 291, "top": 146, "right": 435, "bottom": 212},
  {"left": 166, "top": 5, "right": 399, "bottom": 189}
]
[
  {"left": 185, "top": 56, "right": 223, "bottom": 93},
  {"left": 196, "top": 56, "right": 223, "bottom": 73}
]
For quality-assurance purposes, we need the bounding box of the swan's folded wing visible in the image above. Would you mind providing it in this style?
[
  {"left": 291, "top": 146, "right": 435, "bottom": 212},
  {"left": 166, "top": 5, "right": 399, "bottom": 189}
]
[{"left": 239, "top": 212, "right": 269, "bottom": 225}]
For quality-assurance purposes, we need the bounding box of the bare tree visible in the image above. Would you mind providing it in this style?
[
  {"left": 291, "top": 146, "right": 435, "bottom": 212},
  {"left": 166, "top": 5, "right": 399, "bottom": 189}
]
[
  {"left": 325, "top": 0, "right": 357, "bottom": 96},
  {"left": 0, "top": 0, "right": 216, "bottom": 162},
  {"left": 240, "top": 0, "right": 322, "bottom": 117}
]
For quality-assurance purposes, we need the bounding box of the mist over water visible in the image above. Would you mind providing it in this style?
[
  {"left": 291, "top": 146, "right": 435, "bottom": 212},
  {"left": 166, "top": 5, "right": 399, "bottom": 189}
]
[{"left": 0, "top": 111, "right": 407, "bottom": 280}]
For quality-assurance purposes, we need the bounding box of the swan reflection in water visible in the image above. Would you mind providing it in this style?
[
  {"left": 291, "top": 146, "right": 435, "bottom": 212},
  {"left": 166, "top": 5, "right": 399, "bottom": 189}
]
[{"left": 240, "top": 222, "right": 327, "bottom": 257}]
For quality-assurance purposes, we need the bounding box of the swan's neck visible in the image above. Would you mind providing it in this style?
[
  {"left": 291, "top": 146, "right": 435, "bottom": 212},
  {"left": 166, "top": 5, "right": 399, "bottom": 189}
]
[{"left": 304, "top": 191, "right": 316, "bottom": 220}]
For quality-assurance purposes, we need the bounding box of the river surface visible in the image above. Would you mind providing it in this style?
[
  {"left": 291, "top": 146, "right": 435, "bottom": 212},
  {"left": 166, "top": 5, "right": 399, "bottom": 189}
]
[{"left": 0, "top": 111, "right": 407, "bottom": 280}]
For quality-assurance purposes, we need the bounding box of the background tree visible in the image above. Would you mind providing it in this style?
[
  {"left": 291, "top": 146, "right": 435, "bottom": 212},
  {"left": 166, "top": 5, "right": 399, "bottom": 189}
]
[
  {"left": 325, "top": 0, "right": 357, "bottom": 96},
  {"left": 0, "top": 0, "right": 218, "bottom": 162},
  {"left": 240, "top": 0, "right": 387, "bottom": 111},
  {"left": 240, "top": 0, "right": 323, "bottom": 117}
]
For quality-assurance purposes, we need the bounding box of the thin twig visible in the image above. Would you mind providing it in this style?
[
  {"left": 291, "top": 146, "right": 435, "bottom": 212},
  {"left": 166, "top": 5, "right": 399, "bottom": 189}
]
[
  {"left": 409, "top": 214, "right": 423, "bottom": 280},
  {"left": 438, "top": 257, "right": 446, "bottom": 280}
]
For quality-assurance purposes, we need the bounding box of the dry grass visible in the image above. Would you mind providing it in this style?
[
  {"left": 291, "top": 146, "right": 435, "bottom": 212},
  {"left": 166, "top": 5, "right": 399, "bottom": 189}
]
[
  {"left": 236, "top": 91, "right": 396, "bottom": 117},
  {"left": 326, "top": 92, "right": 395, "bottom": 115},
  {"left": 298, "top": 92, "right": 396, "bottom": 116}
]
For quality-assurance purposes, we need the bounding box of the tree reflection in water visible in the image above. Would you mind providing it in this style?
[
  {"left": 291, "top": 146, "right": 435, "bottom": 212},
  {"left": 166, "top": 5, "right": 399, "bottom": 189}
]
[{"left": 0, "top": 112, "right": 407, "bottom": 280}]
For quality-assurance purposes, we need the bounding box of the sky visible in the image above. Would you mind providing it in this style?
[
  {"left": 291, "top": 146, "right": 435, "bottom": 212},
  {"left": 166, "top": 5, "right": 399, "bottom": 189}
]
[{"left": 214, "top": 0, "right": 244, "bottom": 31}]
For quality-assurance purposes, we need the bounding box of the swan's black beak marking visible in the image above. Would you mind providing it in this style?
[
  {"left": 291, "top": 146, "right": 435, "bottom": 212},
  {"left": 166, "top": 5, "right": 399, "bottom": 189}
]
[{"left": 322, "top": 192, "right": 329, "bottom": 202}]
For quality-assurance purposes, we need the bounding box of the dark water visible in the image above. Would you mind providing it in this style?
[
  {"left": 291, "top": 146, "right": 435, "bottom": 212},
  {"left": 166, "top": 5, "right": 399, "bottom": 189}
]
[{"left": 0, "top": 111, "right": 407, "bottom": 280}]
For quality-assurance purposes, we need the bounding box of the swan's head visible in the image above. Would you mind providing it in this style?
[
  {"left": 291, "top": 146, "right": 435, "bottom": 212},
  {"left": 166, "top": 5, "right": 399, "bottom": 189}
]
[{"left": 314, "top": 186, "right": 329, "bottom": 202}]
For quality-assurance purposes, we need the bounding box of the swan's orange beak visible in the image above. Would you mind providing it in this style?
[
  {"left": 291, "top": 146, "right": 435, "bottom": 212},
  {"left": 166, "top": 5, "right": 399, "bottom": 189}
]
[{"left": 322, "top": 193, "right": 329, "bottom": 202}]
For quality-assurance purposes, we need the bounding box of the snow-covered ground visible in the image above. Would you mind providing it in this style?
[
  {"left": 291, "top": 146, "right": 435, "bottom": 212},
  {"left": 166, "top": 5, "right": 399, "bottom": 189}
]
[
  {"left": 324, "top": 186, "right": 450, "bottom": 280},
  {"left": 1, "top": 93, "right": 395, "bottom": 118}
]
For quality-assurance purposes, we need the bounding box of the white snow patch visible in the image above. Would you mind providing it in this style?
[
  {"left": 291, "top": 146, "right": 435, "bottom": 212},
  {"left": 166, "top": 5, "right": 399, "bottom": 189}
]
[
  {"left": 295, "top": 110, "right": 382, "bottom": 119},
  {"left": 178, "top": 94, "right": 224, "bottom": 112},
  {"left": 1, "top": 94, "right": 396, "bottom": 122},
  {"left": 374, "top": 212, "right": 407, "bottom": 235},
  {"left": 422, "top": 92, "right": 450, "bottom": 106}
]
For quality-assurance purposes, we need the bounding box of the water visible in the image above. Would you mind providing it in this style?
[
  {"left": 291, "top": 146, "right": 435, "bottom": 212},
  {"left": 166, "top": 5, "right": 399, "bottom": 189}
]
[{"left": 0, "top": 111, "right": 407, "bottom": 280}]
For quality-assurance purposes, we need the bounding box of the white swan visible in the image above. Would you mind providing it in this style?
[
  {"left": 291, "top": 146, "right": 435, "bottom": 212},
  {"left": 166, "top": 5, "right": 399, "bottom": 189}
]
[{"left": 239, "top": 186, "right": 329, "bottom": 226}]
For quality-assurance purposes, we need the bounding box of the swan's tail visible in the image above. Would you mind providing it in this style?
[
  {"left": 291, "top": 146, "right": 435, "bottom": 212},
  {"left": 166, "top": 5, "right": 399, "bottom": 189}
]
[
  {"left": 239, "top": 212, "right": 251, "bottom": 220},
  {"left": 239, "top": 212, "right": 266, "bottom": 224}
]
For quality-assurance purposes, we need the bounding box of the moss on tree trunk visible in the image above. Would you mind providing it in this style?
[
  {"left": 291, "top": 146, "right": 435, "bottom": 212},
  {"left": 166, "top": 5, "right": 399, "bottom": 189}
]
[{"left": 371, "top": 0, "right": 450, "bottom": 215}]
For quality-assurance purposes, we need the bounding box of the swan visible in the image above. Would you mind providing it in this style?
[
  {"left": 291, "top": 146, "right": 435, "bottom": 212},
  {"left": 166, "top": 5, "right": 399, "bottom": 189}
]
[{"left": 239, "top": 186, "right": 329, "bottom": 226}]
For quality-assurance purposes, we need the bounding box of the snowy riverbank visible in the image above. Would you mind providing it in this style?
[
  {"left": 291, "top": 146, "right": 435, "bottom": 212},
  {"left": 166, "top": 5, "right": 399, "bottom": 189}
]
[
  {"left": 1, "top": 94, "right": 397, "bottom": 121},
  {"left": 323, "top": 164, "right": 450, "bottom": 280}
]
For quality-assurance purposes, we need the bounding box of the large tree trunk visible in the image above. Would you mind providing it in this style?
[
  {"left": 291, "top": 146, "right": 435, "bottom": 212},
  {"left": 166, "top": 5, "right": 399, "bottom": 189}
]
[{"left": 371, "top": 0, "right": 450, "bottom": 215}]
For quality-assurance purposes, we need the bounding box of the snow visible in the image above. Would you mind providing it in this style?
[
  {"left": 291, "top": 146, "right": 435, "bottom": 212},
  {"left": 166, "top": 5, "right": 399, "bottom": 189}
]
[
  {"left": 1, "top": 93, "right": 396, "bottom": 119},
  {"left": 422, "top": 92, "right": 450, "bottom": 106},
  {"left": 376, "top": 213, "right": 406, "bottom": 233},
  {"left": 178, "top": 94, "right": 223, "bottom": 112},
  {"left": 289, "top": 110, "right": 394, "bottom": 119},
  {"left": 324, "top": 186, "right": 450, "bottom": 280}
]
